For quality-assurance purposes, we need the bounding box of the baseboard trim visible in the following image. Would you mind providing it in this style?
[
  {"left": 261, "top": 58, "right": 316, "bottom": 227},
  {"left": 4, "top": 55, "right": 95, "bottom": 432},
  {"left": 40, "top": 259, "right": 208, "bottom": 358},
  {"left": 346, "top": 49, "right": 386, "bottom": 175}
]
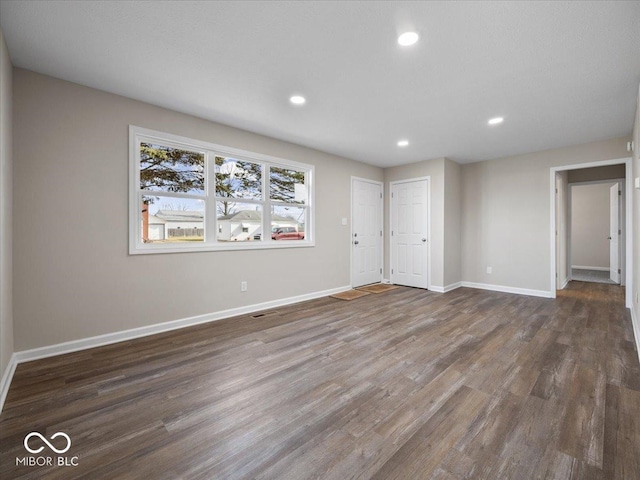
[
  {"left": 430, "top": 282, "right": 462, "bottom": 293},
  {"left": 630, "top": 305, "right": 640, "bottom": 367},
  {"left": 11, "top": 285, "right": 352, "bottom": 367},
  {"left": 382, "top": 278, "right": 391, "bottom": 284},
  {"left": 460, "top": 282, "right": 553, "bottom": 298},
  {"left": 560, "top": 278, "right": 570, "bottom": 290},
  {"left": 571, "top": 265, "right": 610, "bottom": 272},
  {"left": 444, "top": 282, "right": 462, "bottom": 293},
  {"left": 0, "top": 353, "right": 18, "bottom": 413}
]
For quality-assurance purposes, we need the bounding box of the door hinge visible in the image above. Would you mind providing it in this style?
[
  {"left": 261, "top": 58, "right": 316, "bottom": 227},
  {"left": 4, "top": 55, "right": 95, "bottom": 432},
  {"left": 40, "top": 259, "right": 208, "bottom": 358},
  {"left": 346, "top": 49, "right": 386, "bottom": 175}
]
[
  {"left": 555, "top": 188, "right": 558, "bottom": 194},
  {"left": 618, "top": 190, "right": 622, "bottom": 196},
  {"left": 391, "top": 269, "right": 394, "bottom": 274},
  {"left": 380, "top": 230, "right": 383, "bottom": 237},
  {"left": 618, "top": 269, "right": 621, "bottom": 274},
  {"left": 391, "top": 230, "right": 394, "bottom": 236},
  {"left": 380, "top": 192, "right": 383, "bottom": 199},
  {"left": 618, "top": 229, "right": 621, "bottom": 235},
  {"left": 380, "top": 268, "right": 382, "bottom": 274},
  {"left": 391, "top": 192, "right": 394, "bottom": 198}
]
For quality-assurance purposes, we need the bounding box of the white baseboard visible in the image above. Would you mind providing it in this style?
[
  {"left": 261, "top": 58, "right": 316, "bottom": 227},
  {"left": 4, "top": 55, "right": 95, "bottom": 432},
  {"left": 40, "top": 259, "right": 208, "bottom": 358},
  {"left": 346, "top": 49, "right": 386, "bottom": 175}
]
[
  {"left": 460, "top": 282, "right": 553, "bottom": 299},
  {"left": 444, "top": 282, "right": 462, "bottom": 293},
  {"left": 382, "top": 278, "right": 391, "bottom": 284},
  {"left": 560, "top": 278, "right": 570, "bottom": 290},
  {"left": 7, "top": 284, "right": 351, "bottom": 384},
  {"left": 571, "top": 265, "right": 610, "bottom": 272},
  {"left": 430, "top": 282, "right": 462, "bottom": 294},
  {"left": 0, "top": 353, "right": 18, "bottom": 413},
  {"left": 631, "top": 305, "right": 640, "bottom": 367}
]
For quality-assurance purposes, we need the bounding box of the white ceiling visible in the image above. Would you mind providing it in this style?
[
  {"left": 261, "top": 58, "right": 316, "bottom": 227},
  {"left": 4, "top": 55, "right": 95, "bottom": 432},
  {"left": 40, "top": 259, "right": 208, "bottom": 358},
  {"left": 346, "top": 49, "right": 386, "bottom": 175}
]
[{"left": 1, "top": 1, "right": 639, "bottom": 167}]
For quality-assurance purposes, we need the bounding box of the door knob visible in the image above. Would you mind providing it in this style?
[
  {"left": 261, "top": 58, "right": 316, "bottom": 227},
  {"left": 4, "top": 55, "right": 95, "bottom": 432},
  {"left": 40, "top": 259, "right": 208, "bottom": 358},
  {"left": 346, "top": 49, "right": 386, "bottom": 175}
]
[
  {"left": 354, "top": 240, "right": 359, "bottom": 245},
  {"left": 422, "top": 238, "right": 427, "bottom": 242},
  {"left": 607, "top": 236, "right": 612, "bottom": 240}
]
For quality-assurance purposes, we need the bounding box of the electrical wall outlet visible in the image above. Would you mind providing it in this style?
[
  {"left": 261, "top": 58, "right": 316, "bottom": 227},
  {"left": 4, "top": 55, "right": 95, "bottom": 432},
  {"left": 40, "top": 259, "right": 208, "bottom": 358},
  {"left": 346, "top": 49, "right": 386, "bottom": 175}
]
[
  {"left": 241, "top": 281, "right": 248, "bottom": 292},
  {"left": 486, "top": 266, "right": 492, "bottom": 274}
]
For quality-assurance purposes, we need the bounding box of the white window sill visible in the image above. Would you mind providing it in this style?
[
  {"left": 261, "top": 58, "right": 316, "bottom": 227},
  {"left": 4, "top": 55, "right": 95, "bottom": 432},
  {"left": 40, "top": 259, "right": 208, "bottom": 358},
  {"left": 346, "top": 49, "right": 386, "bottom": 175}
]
[{"left": 129, "top": 240, "right": 315, "bottom": 255}]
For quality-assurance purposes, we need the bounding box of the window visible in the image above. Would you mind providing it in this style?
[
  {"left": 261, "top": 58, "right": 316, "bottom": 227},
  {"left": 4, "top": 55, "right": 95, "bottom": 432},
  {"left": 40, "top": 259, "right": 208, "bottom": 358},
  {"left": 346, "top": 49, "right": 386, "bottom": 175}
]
[{"left": 130, "top": 126, "right": 314, "bottom": 254}]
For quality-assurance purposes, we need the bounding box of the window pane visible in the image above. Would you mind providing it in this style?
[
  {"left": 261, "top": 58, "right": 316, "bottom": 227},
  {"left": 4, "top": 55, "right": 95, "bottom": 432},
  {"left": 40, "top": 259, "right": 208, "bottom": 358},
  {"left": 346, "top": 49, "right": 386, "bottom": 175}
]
[
  {"left": 141, "top": 195, "right": 204, "bottom": 243},
  {"left": 217, "top": 203, "right": 262, "bottom": 242},
  {"left": 269, "top": 167, "right": 306, "bottom": 204},
  {"left": 215, "top": 157, "right": 262, "bottom": 200},
  {"left": 140, "top": 143, "right": 205, "bottom": 194},
  {"left": 271, "top": 206, "right": 306, "bottom": 241}
]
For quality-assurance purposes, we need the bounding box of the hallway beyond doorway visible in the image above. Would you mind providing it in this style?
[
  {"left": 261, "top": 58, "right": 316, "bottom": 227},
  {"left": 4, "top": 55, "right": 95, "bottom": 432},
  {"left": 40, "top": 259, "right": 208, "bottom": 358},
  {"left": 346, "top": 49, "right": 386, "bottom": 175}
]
[{"left": 571, "top": 267, "right": 617, "bottom": 284}]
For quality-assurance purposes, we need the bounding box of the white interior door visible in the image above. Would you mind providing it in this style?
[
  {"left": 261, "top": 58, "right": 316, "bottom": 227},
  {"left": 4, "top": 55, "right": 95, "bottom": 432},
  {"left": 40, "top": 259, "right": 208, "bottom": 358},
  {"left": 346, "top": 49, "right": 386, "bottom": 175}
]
[
  {"left": 352, "top": 179, "right": 382, "bottom": 287},
  {"left": 609, "top": 183, "right": 620, "bottom": 283},
  {"left": 391, "top": 179, "right": 429, "bottom": 289}
]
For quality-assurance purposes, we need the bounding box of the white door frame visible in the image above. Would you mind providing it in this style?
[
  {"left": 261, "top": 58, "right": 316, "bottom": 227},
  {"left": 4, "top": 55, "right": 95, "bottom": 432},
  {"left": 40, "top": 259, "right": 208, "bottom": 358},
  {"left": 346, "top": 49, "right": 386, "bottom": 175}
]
[
  {"left": 555, "top": 172, "right": 568, "bottom": 289},
  {"left": 550, "top": 158, "right": 632, "bottom": 307},
  {"left": 389, "top": 176, "right": 431, "bottom": 289},
  {"left": 350, "top": 177, "right": 383, "bottom": 288},
  {"left": 567, "top": 178, "right": 625, "bottom": 285}
]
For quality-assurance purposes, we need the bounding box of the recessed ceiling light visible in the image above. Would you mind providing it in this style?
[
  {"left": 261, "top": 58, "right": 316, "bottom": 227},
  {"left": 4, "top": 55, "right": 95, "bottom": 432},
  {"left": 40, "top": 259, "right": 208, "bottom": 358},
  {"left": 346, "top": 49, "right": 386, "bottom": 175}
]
[
  {"left": 488, "top": 117, "right": 504, "bottom": 125},
  {"left": 397, "top": 140, "right": 409, "bottom": 147},
  {"left": 290, "top": 95, "right": 306, "bottom": 105},
  {"left": 398, "top": 32, "right": 419, "bottom": 46}
]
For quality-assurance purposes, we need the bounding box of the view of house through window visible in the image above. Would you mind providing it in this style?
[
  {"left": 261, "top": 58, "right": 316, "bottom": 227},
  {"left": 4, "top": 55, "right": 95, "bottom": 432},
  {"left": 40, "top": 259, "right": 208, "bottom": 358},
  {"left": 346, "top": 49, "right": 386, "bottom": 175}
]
[{"left": 132, "top": 127, "right": 312, "bottom": 253}]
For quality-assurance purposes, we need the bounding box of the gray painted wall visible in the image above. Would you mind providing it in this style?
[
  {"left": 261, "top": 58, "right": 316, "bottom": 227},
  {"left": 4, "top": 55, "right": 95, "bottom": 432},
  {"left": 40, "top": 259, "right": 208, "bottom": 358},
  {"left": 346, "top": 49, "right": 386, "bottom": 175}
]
[
  {"left": 461, "top": 137, "right": 629, "bottom": 293},
  {"left": 0, "top": 30, "right": 13, "bottom": 384},
  {"left": 13, "top": 69, "right": 383, "bottom": 350},
  {"left": 444, "top": 159, "right": 462, "bottom": 287}
]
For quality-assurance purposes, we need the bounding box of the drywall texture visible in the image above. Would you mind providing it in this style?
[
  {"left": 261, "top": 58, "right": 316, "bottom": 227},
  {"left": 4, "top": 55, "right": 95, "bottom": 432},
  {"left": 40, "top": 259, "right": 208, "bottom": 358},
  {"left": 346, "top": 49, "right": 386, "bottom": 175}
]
[
  {"left": 568, "top": 164, "right": 626, "bottom": 183},
  {"left": 571, "top": 183, "right": 614, "bottom": 269},
  {"left": 13, "top": 69, "right": 383, "bottom": 350},
  {"left": 461, "top": 137, "right": 629, "bottom": 293},
  {"left": 0, "top": 30, "right": 13, "bottom": 380}
]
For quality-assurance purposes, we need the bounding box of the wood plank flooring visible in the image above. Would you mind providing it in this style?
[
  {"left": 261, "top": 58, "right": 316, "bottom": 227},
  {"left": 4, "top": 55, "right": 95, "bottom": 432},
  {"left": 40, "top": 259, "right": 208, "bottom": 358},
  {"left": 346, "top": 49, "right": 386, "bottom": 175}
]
[{"left": 1, "top": 281, "right": 638, "bottom": 479}]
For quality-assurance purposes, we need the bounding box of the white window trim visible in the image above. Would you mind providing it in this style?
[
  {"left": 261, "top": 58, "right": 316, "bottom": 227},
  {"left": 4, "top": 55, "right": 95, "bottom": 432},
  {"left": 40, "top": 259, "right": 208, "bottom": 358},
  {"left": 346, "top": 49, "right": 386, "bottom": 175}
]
[{"left": 129, "top": 125, "right": 315, "bottom": 254}]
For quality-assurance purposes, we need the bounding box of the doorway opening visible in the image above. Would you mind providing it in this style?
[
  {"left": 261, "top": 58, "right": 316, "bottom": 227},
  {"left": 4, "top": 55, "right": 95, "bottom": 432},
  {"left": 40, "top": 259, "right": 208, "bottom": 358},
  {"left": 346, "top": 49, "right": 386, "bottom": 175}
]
[
  {"left": 569, "top": 180, "right": 624, "bottom": 285},
  {"left": 551, "top": 158, "right": 632, "bottom": 308}
]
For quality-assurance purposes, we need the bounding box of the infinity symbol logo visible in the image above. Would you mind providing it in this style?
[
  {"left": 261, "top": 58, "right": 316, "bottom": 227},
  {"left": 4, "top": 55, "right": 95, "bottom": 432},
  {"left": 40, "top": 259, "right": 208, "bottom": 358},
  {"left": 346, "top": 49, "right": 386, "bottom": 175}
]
[{"left": 24, "top": 432, "right": 72, "bottom": 454}]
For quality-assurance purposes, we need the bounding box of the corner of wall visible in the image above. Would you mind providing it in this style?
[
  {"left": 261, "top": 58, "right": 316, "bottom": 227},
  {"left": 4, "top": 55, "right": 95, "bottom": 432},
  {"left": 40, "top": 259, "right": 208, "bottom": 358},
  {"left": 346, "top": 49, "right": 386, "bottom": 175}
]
[
  {"left": 0, "top": 27, "right": 15, "bottom": 411},
  {"left": 443, "top": 158, "right": 462, "bottom": 286}
]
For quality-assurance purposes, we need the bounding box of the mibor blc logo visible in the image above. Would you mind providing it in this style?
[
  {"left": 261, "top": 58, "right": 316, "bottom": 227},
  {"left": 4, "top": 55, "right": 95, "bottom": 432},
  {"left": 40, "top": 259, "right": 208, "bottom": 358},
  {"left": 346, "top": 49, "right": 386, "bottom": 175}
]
[
  {"left": 16, "top": 432, "right": 79, "bottom": 467},
  {"left": 24, "top": 432, "right": 71, "bottom": 454}
]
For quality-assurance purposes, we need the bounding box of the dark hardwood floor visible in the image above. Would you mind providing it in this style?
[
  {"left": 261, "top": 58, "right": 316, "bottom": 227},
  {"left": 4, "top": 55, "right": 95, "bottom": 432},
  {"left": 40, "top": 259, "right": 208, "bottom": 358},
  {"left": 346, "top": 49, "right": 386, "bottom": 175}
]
[{"left": 1, "top": 282, "right": 638, "bottom": 479}]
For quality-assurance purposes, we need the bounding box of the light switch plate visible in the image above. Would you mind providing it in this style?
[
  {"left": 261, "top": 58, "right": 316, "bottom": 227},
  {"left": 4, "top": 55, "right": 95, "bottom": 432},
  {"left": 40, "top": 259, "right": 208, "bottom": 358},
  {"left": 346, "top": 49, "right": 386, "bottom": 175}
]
[{"left": 341, "top": 218, "right": 348, "bottom": 226}]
